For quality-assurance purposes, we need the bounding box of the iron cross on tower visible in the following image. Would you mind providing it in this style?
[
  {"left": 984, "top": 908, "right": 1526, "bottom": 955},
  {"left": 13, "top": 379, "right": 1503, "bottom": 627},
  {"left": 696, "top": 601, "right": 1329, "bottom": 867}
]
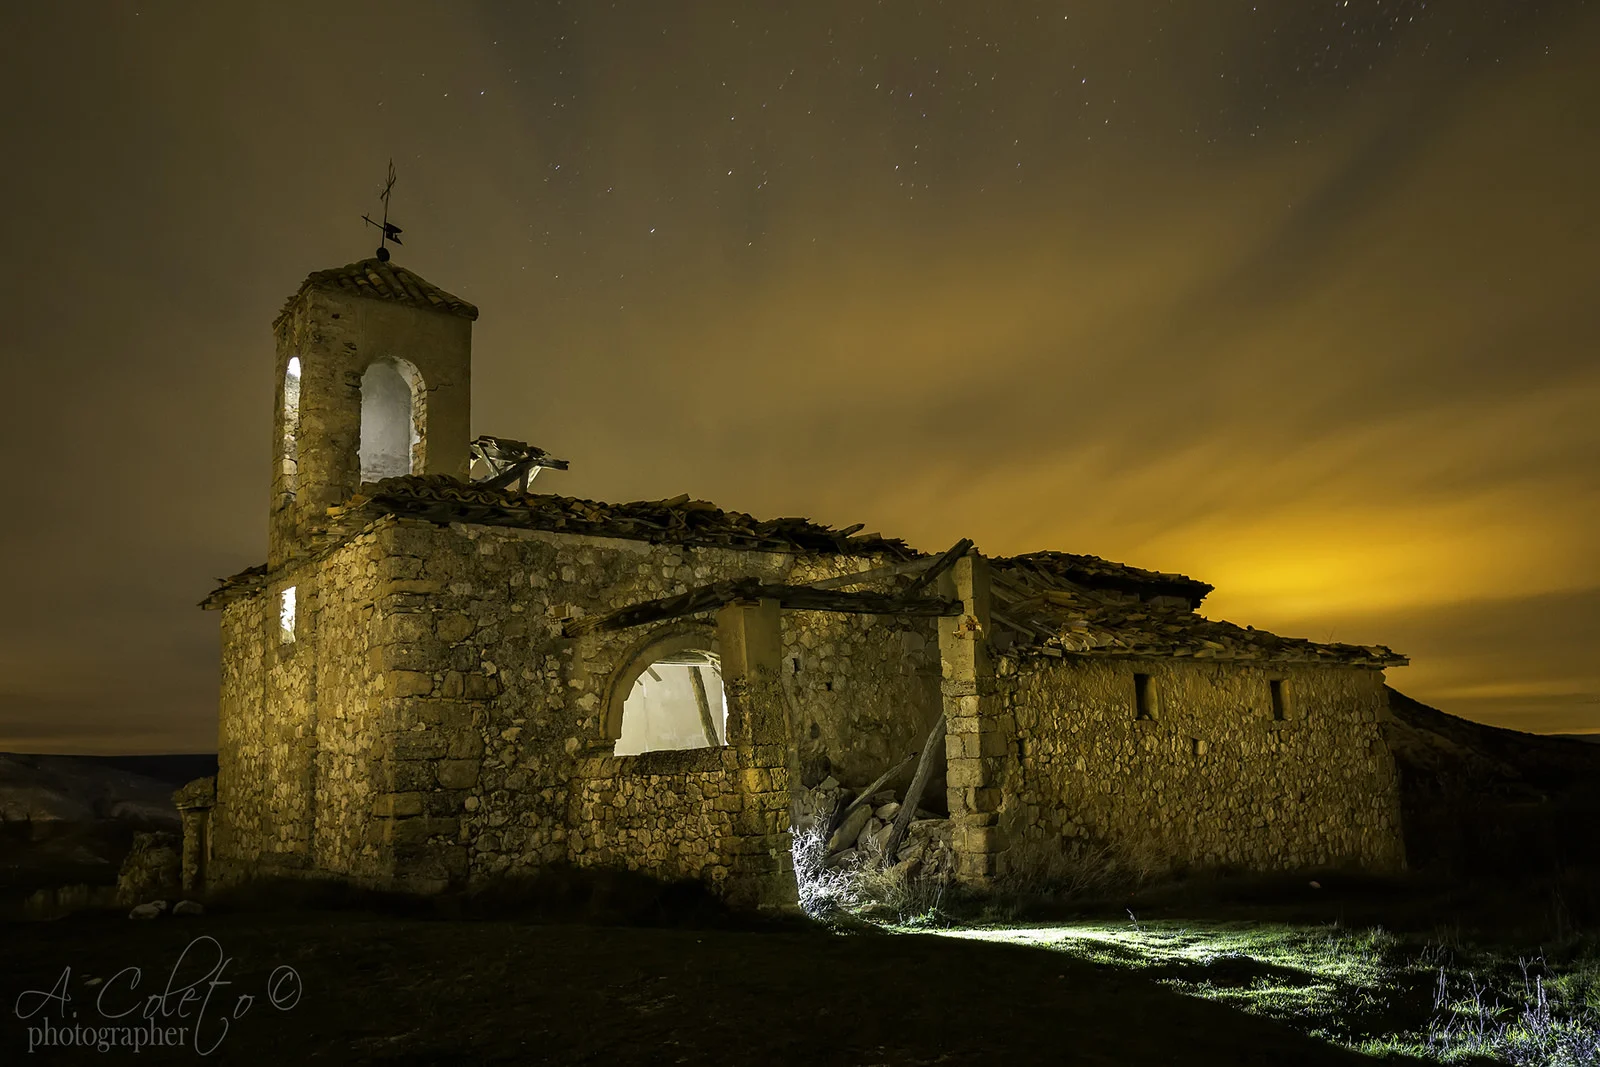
[{"left": 362, "top": 160, "right": 404, "bottom": 262}]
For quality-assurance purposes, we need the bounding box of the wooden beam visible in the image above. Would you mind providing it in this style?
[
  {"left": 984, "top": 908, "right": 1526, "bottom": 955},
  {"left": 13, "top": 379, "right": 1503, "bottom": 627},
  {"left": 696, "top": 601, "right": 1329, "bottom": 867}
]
[
  {"left": 834, "top": 752, "right": 918, "bottom": 828},
  {"left": 563, "top": 576, "right": 963, "bottom": 637},
  {"left": 689, "top": 665, "right": 720, "bottom": 747},
  {"left": 899, "top": 538, "right": 975, "bottom": 600},
  {"left": 882, "top": 712, "right": 946, "bottom": 867},
  {"left": 806, "top": 556, "right": 937, "bottom": 591}
]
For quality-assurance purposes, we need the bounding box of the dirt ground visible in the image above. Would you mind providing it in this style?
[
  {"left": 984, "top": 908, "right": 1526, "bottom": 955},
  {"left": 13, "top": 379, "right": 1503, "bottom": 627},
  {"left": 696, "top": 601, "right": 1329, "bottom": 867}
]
[{"left": 3, "top": 909, "right": 1401, "bottom": 1066}]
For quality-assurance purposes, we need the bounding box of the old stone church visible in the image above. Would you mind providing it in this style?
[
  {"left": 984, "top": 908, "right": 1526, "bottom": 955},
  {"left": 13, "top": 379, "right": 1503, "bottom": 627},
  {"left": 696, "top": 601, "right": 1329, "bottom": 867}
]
[{"left": 179, "top": 255, "right": 1409, "bottom": 907}]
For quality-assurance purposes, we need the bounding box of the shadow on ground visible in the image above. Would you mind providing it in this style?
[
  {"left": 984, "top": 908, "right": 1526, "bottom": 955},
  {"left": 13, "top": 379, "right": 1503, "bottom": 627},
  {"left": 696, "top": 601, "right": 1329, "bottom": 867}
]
[{"left": 2, "top": 908, "right": 1429, "bottom": 1066}]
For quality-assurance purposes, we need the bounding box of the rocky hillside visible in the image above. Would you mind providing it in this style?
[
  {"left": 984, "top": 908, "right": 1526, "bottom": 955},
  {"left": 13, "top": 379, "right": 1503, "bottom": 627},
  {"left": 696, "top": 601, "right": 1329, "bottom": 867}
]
[{"left": 1382, "top": 687, "right": 1600, "bottom": 876}]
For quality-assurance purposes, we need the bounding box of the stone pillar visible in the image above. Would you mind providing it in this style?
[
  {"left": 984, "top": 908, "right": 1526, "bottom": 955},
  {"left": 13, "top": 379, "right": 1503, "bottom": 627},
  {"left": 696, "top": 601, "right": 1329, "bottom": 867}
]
[
  {"left": 173, "top": 777, "right": 217, "bottom": 893},
  {"left": 370, "top": 524, "right": 477, "bottom": 893},
  {"left": 716, "top": 598, "right": 798, "bottom": 910},
  {"left": 939, "top": 553, "right": 1010, "bottom": 887}
]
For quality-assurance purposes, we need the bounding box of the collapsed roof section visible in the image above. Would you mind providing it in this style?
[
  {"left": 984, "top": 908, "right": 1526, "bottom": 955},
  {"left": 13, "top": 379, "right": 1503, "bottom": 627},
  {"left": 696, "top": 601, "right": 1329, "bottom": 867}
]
[
  {"left": 350, "top": 476, "right": 921, "bottom": 557},
  {"left": 199, "top": 475, "right": 1407, "bottom": 666},
  {"left": 201, "top": 475, "right": 918, "bottom": 608},
  {"left": 988, "top": 557, "right": 1407, "bottom": 668}
]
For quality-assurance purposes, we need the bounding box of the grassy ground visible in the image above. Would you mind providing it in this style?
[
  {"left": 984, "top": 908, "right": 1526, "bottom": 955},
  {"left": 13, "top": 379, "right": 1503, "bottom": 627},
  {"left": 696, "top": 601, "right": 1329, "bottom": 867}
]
[
  {"left": 6, "top": 905, "right": 1385, "bottom": 1066},
  {"left": 9, "top": 869, "right": 1600, "bottom": 1064},
  {"left": 928, "top": 919, "right": 1600, "bottom": 1065}
]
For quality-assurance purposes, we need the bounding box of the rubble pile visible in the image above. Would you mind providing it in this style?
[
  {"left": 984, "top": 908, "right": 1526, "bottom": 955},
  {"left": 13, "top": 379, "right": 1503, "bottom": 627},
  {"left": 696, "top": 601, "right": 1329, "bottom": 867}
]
[{"left": 793, "top": 777, "right": 954, "bottom": 885}]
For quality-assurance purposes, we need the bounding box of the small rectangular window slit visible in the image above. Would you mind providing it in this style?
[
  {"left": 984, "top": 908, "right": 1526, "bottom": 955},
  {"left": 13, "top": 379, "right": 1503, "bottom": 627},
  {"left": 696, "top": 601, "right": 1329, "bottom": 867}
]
[
  {"left": 1133, "top": 673, "right": 1154, "bottom": 720},
  {"left": 1269, "top": 679, "right": 1288, "bottom": 721},
  {"left": 279, "top": 587, "right": 297, "bottom": 644}
]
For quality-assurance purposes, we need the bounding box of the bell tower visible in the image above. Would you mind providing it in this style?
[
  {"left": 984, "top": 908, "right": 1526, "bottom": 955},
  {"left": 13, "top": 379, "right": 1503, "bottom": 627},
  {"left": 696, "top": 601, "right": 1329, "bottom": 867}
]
[{"left": 268, "top": 259, "right": 477, "bottom": 568}]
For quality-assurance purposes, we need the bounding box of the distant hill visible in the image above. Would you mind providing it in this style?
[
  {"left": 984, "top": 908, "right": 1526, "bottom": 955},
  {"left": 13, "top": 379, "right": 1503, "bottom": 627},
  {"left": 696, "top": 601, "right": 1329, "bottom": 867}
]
[
  {"left": 0, "top": 752, "right": 211, "bottom": 893},
  {"left": 1383, "top": 686, "right": 1600, "bottom": 877},
  {"left": 58, "top": 753, "right": 218, "bottom": 785}
]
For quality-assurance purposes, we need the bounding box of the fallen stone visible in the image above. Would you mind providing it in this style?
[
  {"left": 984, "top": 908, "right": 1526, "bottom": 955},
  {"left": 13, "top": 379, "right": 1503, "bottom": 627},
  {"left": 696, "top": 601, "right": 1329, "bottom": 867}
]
[
  {"left": 173, "top": 900, "right": 205, "bottom": 917},
  {"left": 128, "top": 901, "right": 169, "bottom": 920},
  {"left": 827, "top": 805, "right": 872, "bottom": 854}
]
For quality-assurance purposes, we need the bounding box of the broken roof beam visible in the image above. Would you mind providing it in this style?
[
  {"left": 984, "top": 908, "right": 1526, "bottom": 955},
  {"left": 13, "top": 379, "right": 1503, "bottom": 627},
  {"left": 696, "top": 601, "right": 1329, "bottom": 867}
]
[
  {"left": 899, "top": 538, "right": 975, "bottom": 599},
  {"left": 806, "top": 556, "right": 938, "bottom": 591},
  {"left": 470, "top": 434, "right": 571, "bottom": 491},
  {"left": 563, "top": 576, "right": 963, "bottom": 637}
]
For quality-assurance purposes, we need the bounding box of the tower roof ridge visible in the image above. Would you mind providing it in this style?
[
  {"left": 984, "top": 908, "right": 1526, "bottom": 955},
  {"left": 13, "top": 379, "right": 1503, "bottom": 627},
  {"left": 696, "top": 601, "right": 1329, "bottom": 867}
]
[{"left": 273, "top": 258, "right": 479, "bottom": 326}]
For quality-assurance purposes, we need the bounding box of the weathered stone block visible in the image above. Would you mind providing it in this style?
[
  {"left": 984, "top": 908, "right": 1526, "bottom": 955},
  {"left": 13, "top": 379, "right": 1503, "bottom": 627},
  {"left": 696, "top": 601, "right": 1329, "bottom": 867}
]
[
  {"left": 380, "top": 579, "right": 445, "bottom": 597},
  {"left": 392, "top": 729, "right": 451, "bottom": 764},
  {"left": 436, "top": 759, "right": 482, "bottom": 789},
  {"left": 436, "top": 613, "right": 476, "bottom": 643},
  {"left": 374, "top": 792, "right": 425, "bottom": 817},
  {"left": 946, "top": 757, "right": 985, "bottom": 789},
  {"left": 387, "top": 671, "right": 435, "bottom": 697},
  {"left": 386, "top": 816, "right": 461, "bottom": 844}
]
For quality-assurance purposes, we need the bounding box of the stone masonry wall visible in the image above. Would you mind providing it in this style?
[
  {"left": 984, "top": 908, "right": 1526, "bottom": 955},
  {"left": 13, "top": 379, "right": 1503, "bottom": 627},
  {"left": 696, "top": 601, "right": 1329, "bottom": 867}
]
[
  {"left": 783, "top": 611, "right": 942, "bottom": 794},
  {"left": 993, "top": 656, "right": 1405, "bottom": 876},
  {"left": 568, "top": 748, "right": 749, "bottom": 888},
  {"left": 213, "top": 534, "right": 397, "bottom": 886},
  {"left": 309, "top": 531, "right": 389, "bottom": 881},
  {"left": 212, "top": 577, "right": 315, "bottom": 881},
  {"left": 351, "top": 517, "right": 929, "bottom": 900}
]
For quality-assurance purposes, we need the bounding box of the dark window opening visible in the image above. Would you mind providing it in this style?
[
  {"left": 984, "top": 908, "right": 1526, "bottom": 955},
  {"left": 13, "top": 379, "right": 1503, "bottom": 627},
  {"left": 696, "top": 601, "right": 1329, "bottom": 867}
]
[
  {"left": 1134, "top": 673, "right": 1155, "bottom": 720},
  {"left": 1270, "top": 679, "right": 1288, "bottom": 721}
]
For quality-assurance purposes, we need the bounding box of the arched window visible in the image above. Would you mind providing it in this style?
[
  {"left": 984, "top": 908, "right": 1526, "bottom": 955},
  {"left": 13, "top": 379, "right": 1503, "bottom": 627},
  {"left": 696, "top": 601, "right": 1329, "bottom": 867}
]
[
  {"left": 280, "top": 356, "right": 301, "bottom": 493},
  {"left": 359, "top": 357, "right": 425, "bottom": 483},
  {"left": 610, "top": 638, "right": 728, "bottom": 756}
]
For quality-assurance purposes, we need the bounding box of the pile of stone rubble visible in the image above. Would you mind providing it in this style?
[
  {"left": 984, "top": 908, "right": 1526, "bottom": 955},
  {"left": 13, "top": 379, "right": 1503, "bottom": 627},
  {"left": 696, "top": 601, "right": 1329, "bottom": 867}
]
[{"left": 793, "top": 776, "right": 954, "bottom": 883}]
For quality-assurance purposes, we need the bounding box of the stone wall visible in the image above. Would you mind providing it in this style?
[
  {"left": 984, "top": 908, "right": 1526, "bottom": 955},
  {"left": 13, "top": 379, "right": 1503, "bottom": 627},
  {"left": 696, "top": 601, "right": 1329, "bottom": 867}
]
[
  {"left": 230, "top": 516, "right": 934, "bottom": 901},
  {"left": 993, "top": 656, "right": 1406, "bottom": 875},
  {"left": 212, "top": 529, "right": 399, "bottom": 887},
  {"left": 566, "top": 746, "right": 791, "bottom": 897},
  {"left": 309, "top": 530, "right": 389, "bottom": 881},
  {"left": 210, "top": 525, "right": 1406, "bottom": 903},
  {"left": 212, "top": 576, "right": 316, "bottom": 880},
  {"left": 269, "top": 289, "right": 472, "bottom": 569},
  {"left": 783, "top": 610, "right": 942, "bottom": 795}
]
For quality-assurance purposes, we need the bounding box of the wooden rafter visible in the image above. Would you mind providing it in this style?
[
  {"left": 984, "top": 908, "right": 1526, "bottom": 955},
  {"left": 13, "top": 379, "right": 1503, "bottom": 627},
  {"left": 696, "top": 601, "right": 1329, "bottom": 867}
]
[{"left": 562, "top": 576, "right": 963, "bottom": 638}]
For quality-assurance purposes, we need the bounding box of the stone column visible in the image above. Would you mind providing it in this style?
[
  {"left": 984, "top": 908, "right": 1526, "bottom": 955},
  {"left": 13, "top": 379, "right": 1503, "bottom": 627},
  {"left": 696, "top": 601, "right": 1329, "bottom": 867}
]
[
  {"left": 716, "top": 598, "right": 798, "bottom": 910},
  {"left": 370, "top": 524, "right": 478, "bottom": 892},
  {"left": 939, "top": 553, "right": 1010, "bottom": 887},
  {"left": 173, "top": 776, "right": 217, "bottom": 893}
]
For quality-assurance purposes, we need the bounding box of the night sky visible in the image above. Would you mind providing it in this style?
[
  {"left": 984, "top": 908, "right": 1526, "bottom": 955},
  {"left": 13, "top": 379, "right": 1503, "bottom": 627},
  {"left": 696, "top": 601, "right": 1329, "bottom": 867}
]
[{"left": 2, "top": 1, "right": 1595, "bottom": 753}]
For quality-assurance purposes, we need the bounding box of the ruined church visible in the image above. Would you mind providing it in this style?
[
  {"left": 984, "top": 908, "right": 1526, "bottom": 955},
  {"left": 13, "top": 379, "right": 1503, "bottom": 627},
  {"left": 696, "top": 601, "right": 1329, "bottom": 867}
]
[{"left": 178, "top": 256, "right": 1409, "bottom": 907}]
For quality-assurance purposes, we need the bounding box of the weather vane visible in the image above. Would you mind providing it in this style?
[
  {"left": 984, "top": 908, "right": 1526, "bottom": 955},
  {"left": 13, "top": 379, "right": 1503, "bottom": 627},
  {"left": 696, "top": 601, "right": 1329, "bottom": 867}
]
[{"left": 362, "top": 160, "right": 404, "bottom": 262}]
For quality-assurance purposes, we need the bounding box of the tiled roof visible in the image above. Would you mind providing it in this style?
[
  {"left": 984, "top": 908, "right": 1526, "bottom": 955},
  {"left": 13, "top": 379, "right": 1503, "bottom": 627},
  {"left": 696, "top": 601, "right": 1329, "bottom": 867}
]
[
  {"left": 988, "top": 558, "right": 1406, "bottom": 668},
  {"left": 200, "top": 478, "right": 1406, "bottom": 670},
  {"left": 347, "top": 476, "right": 921, "bottom": 557},
  {"left": 997, "top": 551, "right": 1213, "bottom": 607},
  {"left": 274, "top": 258, "right": 479, "bottom": 325}
]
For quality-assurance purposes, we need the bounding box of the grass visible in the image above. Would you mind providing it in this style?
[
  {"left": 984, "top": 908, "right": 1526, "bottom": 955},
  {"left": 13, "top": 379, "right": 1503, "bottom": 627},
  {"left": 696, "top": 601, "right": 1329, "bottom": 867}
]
[{"left": 906, "top": 918, "right": 1600, "bottom": 1065}]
